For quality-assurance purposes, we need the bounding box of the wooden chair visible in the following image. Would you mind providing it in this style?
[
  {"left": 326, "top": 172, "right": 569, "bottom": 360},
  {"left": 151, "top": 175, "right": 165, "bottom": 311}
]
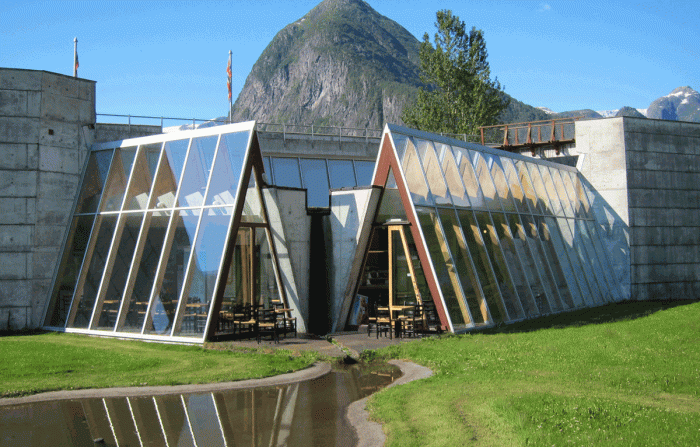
[
  {"left": 375, "top": 306, "right": 393, "bottom": 339},
  {"left": 256, "top": 308, "right": 279, "bottom": 344},
  {"left": 233, "top": 304, "right": 256, "bottom": 337},
  {"left": 272, "top": 302, "right": 297, "bottom": 338}
]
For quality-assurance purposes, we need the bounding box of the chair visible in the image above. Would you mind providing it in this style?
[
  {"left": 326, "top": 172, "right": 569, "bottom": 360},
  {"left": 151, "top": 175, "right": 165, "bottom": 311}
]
[
  {"left": 256, "top": 308, "right": 279, "bottom": 344},
  {"left": 233, "top": 304, "right": 256, "bottom": 337},
  {"left": 272, "top": 302, "right": 297, "bottom": 338},
  {"left": 398, "top": 305, "right": 420, "bottom": 338},
  {"left": 375, "top": 306, "right": 392, "bottom": 339}
]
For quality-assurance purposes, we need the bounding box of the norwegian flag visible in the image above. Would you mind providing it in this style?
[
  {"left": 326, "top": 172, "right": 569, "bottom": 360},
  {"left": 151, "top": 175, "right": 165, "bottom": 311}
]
[{"left": 227, "top": 53, "right": 232, "bottom": 100}]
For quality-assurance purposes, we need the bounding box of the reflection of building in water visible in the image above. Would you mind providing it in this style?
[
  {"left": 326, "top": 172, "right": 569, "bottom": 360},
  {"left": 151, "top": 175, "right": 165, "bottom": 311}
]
[
  {"left": 0, "top": 366, "right": 399, "bottom": 446},
  {"left": 3, "top": 68, "right": 700, "bottom": 337}
]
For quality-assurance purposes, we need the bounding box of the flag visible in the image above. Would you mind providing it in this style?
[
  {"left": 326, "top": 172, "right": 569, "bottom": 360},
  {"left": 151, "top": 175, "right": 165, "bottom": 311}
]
[
  {"left": 227, "top": 53, "right": 232, "bottom": 100},
  {"left": 75, "top": 52, "right": 79, "bottom": 71}
]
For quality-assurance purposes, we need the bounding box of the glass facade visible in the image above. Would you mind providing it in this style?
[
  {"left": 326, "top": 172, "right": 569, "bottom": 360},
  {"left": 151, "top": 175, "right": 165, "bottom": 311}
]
[
  {"left": 264, "top": 156, "right": 374, "bottom": 207},
  {"left": 44, "top": 122, "right": 286, "bottom": 341},
  {"left": 367, "top": 125, "right": 620, "bottom": 332}
]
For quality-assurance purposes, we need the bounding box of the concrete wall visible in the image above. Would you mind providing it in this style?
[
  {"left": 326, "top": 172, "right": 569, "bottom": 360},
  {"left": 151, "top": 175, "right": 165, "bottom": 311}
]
[
  {"left": 576, "top": 117, "right": 700, "bottom": 301},
  {"left": 0, "top": 68, "right": 96, "bottom": 330},
  {"left": 262, "top": 187, "right": 311, "bottom": 332},
  {"left": 328, "top": 187, "right": 381, "bottom": 332},
  {"left": 621, "top": 118, "right": 700, "bottom": 300},
  {"left": 575, "top": 118, "right": 632, "bottom": 299},
  {"left": 94, "top": 123, "right": 162, "bottom": 143}
]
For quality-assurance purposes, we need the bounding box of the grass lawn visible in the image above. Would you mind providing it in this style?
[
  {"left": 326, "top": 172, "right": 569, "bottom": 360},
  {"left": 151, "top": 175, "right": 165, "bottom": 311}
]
[
  {"left": 368, "top": 300, "right": 700, "bottom": 446},
  {"left": 0, "top": 332, "right": 318, "bottom": 398}
]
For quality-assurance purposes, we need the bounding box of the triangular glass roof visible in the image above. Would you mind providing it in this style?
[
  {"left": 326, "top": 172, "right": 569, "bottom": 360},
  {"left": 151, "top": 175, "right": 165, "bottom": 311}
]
[
  {"left": 355, "top": 124, "right": 622, "bottom": 332},
  {"left": 43, "top": 121, "right": 287, "bottom": 342}
]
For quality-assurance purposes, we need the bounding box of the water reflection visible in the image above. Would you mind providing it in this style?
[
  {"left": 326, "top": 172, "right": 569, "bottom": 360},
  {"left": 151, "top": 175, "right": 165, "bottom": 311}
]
[{"left": 0, "top": 364, "right": 399, "bottom": 447}]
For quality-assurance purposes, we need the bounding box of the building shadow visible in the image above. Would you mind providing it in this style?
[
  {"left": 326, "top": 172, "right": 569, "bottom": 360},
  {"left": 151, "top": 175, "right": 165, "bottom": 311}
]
[{"left": 473, "top": 299, "right": 697, "bottom": 335}]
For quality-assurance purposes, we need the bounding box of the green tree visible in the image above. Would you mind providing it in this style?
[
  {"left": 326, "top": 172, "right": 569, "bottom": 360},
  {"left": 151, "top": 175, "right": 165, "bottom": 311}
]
[{"left": 402, "top": 10, "right": 508, "bottom": 136}]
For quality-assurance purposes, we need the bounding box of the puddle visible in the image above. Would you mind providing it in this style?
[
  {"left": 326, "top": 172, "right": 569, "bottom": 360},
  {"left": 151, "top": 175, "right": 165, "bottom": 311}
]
[{"left": 0, "top": 363, "right": 400, "bottom": 447}]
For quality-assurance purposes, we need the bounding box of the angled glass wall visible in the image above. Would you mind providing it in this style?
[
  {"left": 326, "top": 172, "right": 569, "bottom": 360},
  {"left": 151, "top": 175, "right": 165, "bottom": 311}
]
[
  {"left": 43, "top": 122, "right": 287, "bottom": 342},
  {"left": 362, "top": 124, "right": 621, "bottom": 332}
]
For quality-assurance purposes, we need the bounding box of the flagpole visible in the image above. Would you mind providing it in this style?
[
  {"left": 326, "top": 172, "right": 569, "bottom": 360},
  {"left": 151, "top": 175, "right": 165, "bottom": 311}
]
[
  {"left": 228, "top": 50, "right": 233, "bottom": 124},
  {"left": 73, "top": 38, "right": 78, "bottom": 77}
]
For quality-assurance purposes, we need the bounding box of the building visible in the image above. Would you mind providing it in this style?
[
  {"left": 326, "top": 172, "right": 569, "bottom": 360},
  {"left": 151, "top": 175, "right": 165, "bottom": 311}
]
[{"left": 2, "top": 68, "right": 699, "bottom": 339}]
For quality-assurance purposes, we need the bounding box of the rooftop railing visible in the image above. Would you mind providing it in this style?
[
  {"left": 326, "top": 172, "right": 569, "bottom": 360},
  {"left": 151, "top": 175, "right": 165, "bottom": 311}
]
[{"left": 478, "top": 116, "right": 582, "bottom": 148}]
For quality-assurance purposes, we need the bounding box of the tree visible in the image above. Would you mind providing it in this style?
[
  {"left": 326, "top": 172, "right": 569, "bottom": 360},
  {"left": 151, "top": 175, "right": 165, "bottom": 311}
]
[{"left": 402, "top": 10, "right": 508, "bottom": 136}]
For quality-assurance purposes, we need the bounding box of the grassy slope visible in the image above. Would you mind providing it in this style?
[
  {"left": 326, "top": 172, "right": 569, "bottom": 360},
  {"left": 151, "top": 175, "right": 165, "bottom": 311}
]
[
  {"left": 0, "top": 333, "right": 318, "bottom": 398},
  {"left": 369, "top": 300, "right": 700, "bottom": 446}
]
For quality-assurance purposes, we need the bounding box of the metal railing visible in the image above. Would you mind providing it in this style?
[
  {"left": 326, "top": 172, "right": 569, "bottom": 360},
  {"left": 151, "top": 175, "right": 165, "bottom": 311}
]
[
  {"left": 96, "top": 113, "right": 384, "bottom": 140},
  {"left": 479, "top": 117, "right": 582, "bottom": 147}
]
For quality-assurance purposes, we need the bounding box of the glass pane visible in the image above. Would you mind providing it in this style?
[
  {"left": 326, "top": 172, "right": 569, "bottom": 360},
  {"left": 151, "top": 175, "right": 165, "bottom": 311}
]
[
  {"left": 391, "top": 132, "right": 410, "bottom": 161},
  {"left": 376, "top": 187, "right": 407, "bottom": 223},
  {"left": 456, "top": 210, "right": 507, "bottom": 323},
  {"left": 416, "top": 139, "right": 452, "bottom": 206},
  {"left": 572, "top": 172, "right": 593, "bottom": 218},
  {"left": 327, "top": 159, "right": 357, "bottom": 189},
  {"left": 437, "top": 144, "right": 470, "bottom": 208},
  {"left": 472, "top": 211, "right": 524, "bottom": 320},
  {"left": 174, "top": 207, "right": 233, "bottom": 337},
  {"left": 150, "top": 139, "right": 190, "bottom": 210},
  {"left": 70, "top": 215, "right": 118, "bottom": 328},
  {"left": 438, "top": 208, "right": 487, "bottom": 324},
  {"left": 145, "top": 211, "right": 199, "bottom": 335},
  {"left": 300, "top": 158, "right": 330, "bottom": 207},
  {"left": 223, "top": 228, "right": 253, "bottom": 308},
  {"left": 489, "top": 155, "right": 517, "bottom": 212},
  {"left": 416, "top": 207, "right": 469, "bottom": 328},
  {"left": 95, "top": 214, "right": 143, "bottom": 330},
  {"left": 501, "top": 158, "right": 529, "bottom": 214},
  {"left": 401, "top": 140, "right": 432, "bottom": 206},
  {"left": 520, "top": 214, "right": 571, "bottom": 310},
  {"left": 508, "top": 213, "right": 559, "bottom": 314},
  {"left": 526, "top": 163, "right": 552, "bottom": 215},
  {"left": 354, "top": 161, "right": 375, "bottom": 186},
  {"left": 532, "top": 216, "right": 578, "bottom": 308},
  {"left": 121, "top": 213, "right": 170, "bottom": 333},
  {"left": 585, "top": 220, "right": 622, "bottom": 302},
  {"left": 515, "top": 160, "right": 540, "bottom": 214},
  {"left": 550, "top": 168, "right": 575, "bottom": 218},
  {"left": 453, "top": 147, "right": 485, "bottom": 209},
  {"left": 124, "top": 143, "right": 162, "bottom": 210},
  {"left": 472, "top": 151, "right": 502, "bottom": 211},
  {"left": 256, "top": 228, "right": 280, "bottom": 307},
  {"left": 538, "top": 165, "right": 562, "bottom": 216},
  {"left": 205, "top": 131, "right": 249, "bottom": 206},
  {"left": 178, "top": 135, "right": 218, "bottom": 208},
  {"left": 270, "top": 158, "right": 301, "bottom": 188},
  {"left": 75, "top": 150, "right": 113, "bottom": 214},
  {"left": 550, "top": 217, "right": 594, "bottom": 305},
  {"left": 100, "top": 147, "right": 137, "bottom": 212},
  {"left": 542, "top": 217, "right": 586, "bottom": 307},
  {"left": 241, "top": 166, "right": 266, "bottom": 223},
  {"left": 262, "top": 156, "right": 272, "bottom": 185},
  {"left": 574, "top": 219, "right": 611, "bottom": 303},
  {"left": 490, "top": 213, "right": 535, "bottom": 318},
  {"left": 391, "top": 230, "right": 418, "bottom": 307},
  {"left": 561, "top": 171, "right": 583, "bottom": 218},
  {"left": 44, "top": 215, "right": 95, "bottom": 327}
]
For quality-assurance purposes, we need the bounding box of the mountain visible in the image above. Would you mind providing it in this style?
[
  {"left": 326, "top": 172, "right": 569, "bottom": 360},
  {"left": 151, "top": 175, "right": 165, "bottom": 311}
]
[
  {"left": 615, "top": 106, "right": 646, "bottom": 118},
  {"left": 230, "top": 0, "right": 559, "bottom": 129},
  {"left": 553, "top": 109, "right": 603, "bottom": 119},
  {"left": 646, "top": 86, "right": 700, "bottom": 122},
  {"left": 230, "top": 0, "right": 422, "bottom": 129}
]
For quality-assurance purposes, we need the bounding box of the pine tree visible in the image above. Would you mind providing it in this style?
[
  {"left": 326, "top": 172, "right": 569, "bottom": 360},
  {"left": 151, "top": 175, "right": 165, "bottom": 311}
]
[{"left": 402, "top": 10, "right": 508, "bottom": 136}]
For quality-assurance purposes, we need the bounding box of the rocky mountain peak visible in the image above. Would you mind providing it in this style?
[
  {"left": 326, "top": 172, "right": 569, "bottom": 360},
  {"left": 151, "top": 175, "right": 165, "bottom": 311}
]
[
  {"left": 647, "top": 86, "right": 700, "bottom": 122},
  {"left": 230, "top": 0, "right": 422, "bottom": 129}
]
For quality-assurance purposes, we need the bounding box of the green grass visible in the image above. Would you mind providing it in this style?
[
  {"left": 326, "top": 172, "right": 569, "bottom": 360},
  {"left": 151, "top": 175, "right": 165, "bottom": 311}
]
[
  {"left": 368, "top": 300, "right": 700, "bottom": 446},
  {"left": 0, "top": 332, "right": 318, "bottom": 398}
]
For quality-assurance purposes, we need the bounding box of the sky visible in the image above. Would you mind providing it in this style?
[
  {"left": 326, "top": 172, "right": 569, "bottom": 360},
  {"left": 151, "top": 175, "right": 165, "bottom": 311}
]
[{"left": 2, "top": 0, "right": 699, "bottom": 126}]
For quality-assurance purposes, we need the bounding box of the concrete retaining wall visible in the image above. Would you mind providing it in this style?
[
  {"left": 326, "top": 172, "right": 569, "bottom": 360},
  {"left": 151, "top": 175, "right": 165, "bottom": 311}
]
[{"left": 0, "top": 68, "right": 96, "bottom": 330}]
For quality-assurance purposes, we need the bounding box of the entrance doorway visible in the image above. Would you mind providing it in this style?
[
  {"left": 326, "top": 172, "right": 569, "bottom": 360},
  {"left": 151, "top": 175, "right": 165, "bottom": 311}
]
[{"left": 355, "top": 225, "right": 431, "bottom": 326}]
